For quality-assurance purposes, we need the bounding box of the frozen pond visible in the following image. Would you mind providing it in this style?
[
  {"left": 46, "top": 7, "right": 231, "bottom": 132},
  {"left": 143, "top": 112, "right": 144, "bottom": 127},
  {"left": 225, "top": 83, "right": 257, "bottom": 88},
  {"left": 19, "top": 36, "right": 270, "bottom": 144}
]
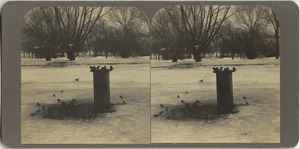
[
  {"left": 151, "top": 58, "right": 280, "bottom": 143},
  {"left": 21, "top": 58, "right": 150, "bottom": 144}
]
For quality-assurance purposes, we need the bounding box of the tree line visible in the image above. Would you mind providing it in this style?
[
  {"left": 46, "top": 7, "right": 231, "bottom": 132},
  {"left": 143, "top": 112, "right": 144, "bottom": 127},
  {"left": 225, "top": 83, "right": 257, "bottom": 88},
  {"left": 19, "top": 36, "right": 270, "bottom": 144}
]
[{"left": 21, "top": 5, "right": 279, "bottom": 62}]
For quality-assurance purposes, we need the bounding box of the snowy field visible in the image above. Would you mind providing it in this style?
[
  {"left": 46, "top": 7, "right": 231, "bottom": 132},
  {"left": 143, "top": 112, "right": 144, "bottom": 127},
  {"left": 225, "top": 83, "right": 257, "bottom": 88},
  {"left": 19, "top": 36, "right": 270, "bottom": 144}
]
[
  {"left": 151, "top": 58, "right": 280, "bottom": 143},
  {"left": 21, "top": 56, "right": 280, "bottom": 144},
  {"left": 21, "top": 57, "right": 150, "bottom": 144}
]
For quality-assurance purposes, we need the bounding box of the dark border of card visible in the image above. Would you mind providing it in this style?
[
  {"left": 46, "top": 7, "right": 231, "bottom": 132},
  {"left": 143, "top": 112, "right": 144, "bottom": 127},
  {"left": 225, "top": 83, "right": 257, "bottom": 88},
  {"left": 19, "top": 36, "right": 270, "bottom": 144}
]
[{"left": 1, "top": 1, "right": 299, "bottom": 148}]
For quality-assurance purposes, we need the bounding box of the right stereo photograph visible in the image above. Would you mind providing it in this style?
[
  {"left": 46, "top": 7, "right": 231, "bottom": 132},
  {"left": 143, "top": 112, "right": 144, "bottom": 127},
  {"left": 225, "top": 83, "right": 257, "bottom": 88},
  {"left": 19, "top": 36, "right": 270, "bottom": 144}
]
[{"left": 150, "top": 5, "right": 280, "bottom": 143}]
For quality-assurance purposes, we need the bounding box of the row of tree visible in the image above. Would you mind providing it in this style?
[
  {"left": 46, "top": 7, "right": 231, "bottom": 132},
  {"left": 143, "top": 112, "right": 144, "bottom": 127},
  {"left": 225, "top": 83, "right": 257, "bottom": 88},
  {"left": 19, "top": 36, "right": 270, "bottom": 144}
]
[
  {"left": 22, "top": 7, "right": 150, "bottom": 61},
  {"left": 21, "top": 5, "right": 279, "bottom": 62},
  {"left": 151, "top": 5, "right": 279, "bottom": 62}
]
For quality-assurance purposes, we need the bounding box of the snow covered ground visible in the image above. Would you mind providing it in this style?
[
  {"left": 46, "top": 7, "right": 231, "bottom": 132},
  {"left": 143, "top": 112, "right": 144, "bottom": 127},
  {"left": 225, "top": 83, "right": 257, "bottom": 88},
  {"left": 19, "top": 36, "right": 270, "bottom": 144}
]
[
  {"left": 151, "top": 58, "right": 280, "bottom": 143},
  {"left": 21, "top": 56, "right": 280, "bottom": 144},
  {"left": 21, "top": 57, "right": 150, "bottom": 144}
]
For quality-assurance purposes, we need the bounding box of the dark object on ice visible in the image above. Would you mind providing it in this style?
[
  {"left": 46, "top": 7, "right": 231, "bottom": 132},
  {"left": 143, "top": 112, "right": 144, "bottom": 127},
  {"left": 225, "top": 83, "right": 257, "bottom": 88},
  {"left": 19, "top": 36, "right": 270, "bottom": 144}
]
[
  {"left": 91, "top": 66, "right": 113, "bottom": 112},
  {"left": 53, "top": 94, "right": 56, "bottom": 97},
  {"left": 72, "top": 98, "right": 76, "bottom": 102},
  {"left": 62, "top": 101, "right": 67, "bottom": 107},
  {"left": 177, "top": 95, "right": 180, "bottom": 98},
  {"left": 160, "top": 104, "right": 164, "bottom": 108},
  {"left": 245, "top": 101, "right": 250, "bottom": 105},
  {"left": 185, "top": 91, "right": 189, "bottom": 94},
  {"left": 61, "top": 90, "right": 64, "bottom": 92},
  {"left": 42, "top": 106, "right": 45, "bottom": 110},
  {"left": 119, "top": 95, "right": 123, "bottom": 99},
  {"left": 213, "top": 66, "right": 236, "bottom": 113},
  {"left": 96, "top": 66, "right": 100, "bottom": 70},
  {"left": 181, "top": 100, "right": 185, "bottom": 103},
  {"left": 233, "top": 67, "right": 237, "bottom": 72},
  {"left": 185, "top": 103, "right": 190, "bottom": 107},
  {"left": 243, "top": 96, "right": 247, "bottom": 99},
  {"left": 166, "top": 109, "right": 176, "bottom": 119},
  {"left": 158, "top": 111, "right": 164, "bottom": 115},
  {"left": 110, "top": 66, "right": 114, "bottom": 70},
  {"left": 57, "top": 98, "right": 61, "bottom": 102},
  {"left": 153, "top": 114, "right": 160, "bottom": 118},
  {"left": 74, "top": 78, "right": 79, "bottom": 82},
  {"left": 165, "top": 107, "right": 168, "bottom": 112},
  {"left": 123, "top": 101, "right": 127, "bottom": 104},
  {"left": 199, "top": 79, "right": 204, "bottom": 83},
  {"left": 37, "top": 103, "right": 41, "bottom": 106},
  {"left": 196, "top": 100, "right": 200, "bottom": 103}
]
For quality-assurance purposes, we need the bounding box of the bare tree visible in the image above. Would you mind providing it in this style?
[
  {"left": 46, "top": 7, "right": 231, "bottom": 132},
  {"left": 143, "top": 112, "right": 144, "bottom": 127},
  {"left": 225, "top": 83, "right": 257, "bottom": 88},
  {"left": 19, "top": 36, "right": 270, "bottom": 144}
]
[
  {"left": 236, "top": 6, "right": 268, "bottom": 59},
  {"left": 108, "top": 7, "right": 149, "bottom": 58},
  {"left": 161, "top": 5, "right": 231, "bottom": 62},
  {"left": 22, "top": 8, "right": 59, "bottom": 60},
  {"left": 151, "top": 7, "right": 186, "bottom": 61},
  {"left": 38, "top": 6, "right": 109, "bottom": 60},
  {"left": 260, "top": 7, "right": 280, "bottom": 59}
]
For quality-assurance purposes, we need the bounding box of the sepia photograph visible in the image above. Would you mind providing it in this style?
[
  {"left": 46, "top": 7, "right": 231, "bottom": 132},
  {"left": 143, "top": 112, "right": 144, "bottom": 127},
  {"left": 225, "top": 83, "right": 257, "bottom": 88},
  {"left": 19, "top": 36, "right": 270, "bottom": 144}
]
[
  {"left": 150, "top": 5, "right": 280, "bottom": 143},
  {"left": 21, "top": 6, "right": 151, "bottom": 144}
]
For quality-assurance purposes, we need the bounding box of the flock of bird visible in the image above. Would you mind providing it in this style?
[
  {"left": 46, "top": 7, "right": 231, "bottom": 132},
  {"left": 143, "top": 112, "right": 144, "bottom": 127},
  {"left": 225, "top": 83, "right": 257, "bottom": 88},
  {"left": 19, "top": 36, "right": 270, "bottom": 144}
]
[
  {"left": 153, "top": 90, "right": 202, "bottom": 119},
  {"left": 30, "top": 89, "right": 79, "bottom": 118},
  {"left": 212, "top": 66, "right": 237, "bottom": 73},
  {"left": 90, "top": 65, "right": 114, "bottom": 72},
  {"left": 153, "top": 90, "right": 250, "bottom": 119}
]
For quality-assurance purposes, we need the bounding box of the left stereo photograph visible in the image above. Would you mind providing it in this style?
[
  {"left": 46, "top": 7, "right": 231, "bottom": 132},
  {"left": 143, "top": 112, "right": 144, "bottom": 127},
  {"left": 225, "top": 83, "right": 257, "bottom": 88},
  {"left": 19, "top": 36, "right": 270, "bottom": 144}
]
[{"left": 21, "top": 6, "right": 151, "bottom": 144}]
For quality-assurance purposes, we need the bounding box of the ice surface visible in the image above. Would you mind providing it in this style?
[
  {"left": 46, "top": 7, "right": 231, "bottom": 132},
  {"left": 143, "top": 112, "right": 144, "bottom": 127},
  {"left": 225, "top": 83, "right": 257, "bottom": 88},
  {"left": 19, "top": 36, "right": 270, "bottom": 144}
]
[
  {"left": 21, "top": 56, "right": 280, "bottom": 144},
  {"left": 21, "top": 57, "right": 150, "bottom": 144},
  {"left": 151, "top": 58, "right": 280, "bottom": 143}
]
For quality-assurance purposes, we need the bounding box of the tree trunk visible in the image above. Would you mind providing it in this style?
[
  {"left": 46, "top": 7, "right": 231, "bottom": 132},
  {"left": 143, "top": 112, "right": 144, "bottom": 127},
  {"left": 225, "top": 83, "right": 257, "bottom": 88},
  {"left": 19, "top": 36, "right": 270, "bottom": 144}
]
[
  {"left": 105, "top": 51, "right": 108, "bottom": 59},
  {"left": 67, "top": 50, "right": 76, "bottom": 61},
  {"left": 194, "top": 50, "right": 202, "bottom": 62},
  {"left": 275, "top": 29, "right": 280, "bottom": 59}
]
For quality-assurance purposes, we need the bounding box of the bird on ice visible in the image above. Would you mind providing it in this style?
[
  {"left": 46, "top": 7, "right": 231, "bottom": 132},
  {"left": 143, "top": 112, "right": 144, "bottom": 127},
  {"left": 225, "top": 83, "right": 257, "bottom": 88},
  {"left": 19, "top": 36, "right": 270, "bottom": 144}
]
[
  {"left": 61, "top": 90, "right": 64, "bottom": 93},
  {"left": 53, "top": 94, "right": 56, "bottom": 97},
  {"left": 74, "top": 78, "right": 79, "bottom": 82},
  {"left": 110, "top": 66, "right": 114, "bottom": 70},
  {"left": 185, "top": 91, "right": 189, "bottom": 94},
  {"left": 181, "top": 100, "right": 185, "bottom": 103},
  {"left": 153, "top": 114, "right": 160, "bottom": 118},
  {"left": 243, "top": 96, "right": 247, "bottom": 100},
  {"left": 96, "top": 66, "right": 100, "bottom": 70},
  {"left": 37, "top": 103, "right": 41, "bottom": 106},
  {"left": 123, "top": 101, "right": 127, "bottom": 104},
  {"left": 160, "top": 104, "right": 164, "bottom": 108},
  {"left": 57, "top": 98, "right": 61, "bottom": 102},
  {"left": 233, "top": 67, "right": 237, "bottom": 71},
  {"left": 245, "top": 101, "right": 250, "bottom": 105},
  {"left": 119, "top": 95, "right": 123, "bottom": 99},
  {"left": 199, "top": 79, "right": 204, "bottom": 83},
  {"left": 177, "top": 95, "right": 180, "bottom": 98}
]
